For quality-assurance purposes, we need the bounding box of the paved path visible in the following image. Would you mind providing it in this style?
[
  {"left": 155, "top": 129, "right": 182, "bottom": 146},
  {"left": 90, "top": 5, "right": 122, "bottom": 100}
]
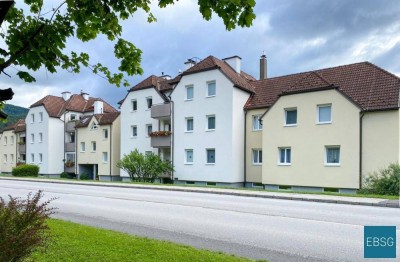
[{"left": 0, "top": 179, "right": 399, "bottom": 262}]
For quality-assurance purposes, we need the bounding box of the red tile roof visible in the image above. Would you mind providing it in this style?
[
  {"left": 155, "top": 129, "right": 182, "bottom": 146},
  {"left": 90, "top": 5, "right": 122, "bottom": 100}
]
[
  {"left": 30, "top": 93, "right": 118, "bottom": 117},
  {"left": 245, "top": 62, "right": 400, "bottom": 111},
  {"left": 75, "top": 112, "right": 120, "bottom": 128},
  {"left": 0, "top": 119, "right": 26, "bottom": 133}
]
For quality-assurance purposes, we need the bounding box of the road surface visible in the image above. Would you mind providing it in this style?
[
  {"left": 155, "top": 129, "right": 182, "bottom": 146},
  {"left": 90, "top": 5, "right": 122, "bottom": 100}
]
[{"left": 0, "top": 180, "right": 399, "bottom": 262}]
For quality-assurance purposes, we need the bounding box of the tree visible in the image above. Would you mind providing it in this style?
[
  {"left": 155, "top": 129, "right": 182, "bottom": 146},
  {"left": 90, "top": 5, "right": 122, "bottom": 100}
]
[
  {"left": 117, "top": 149, "right": 173, "bottom": 183},
  {"left": 0, "top": 0, "right": 256, "bottom": 119}
]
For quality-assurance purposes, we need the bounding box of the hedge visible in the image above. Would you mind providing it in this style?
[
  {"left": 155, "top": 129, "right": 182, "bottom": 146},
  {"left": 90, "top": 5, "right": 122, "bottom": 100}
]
[{"left": 12, "top": 164, "right": 39, "bottom": 177}]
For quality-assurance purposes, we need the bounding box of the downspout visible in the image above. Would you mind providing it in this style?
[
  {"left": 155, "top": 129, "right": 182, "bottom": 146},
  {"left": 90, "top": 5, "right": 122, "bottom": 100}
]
[
  {"left": 63, "top": 112, "right": 67, "bottom": 173},
  {"left": 168, "top": 95, "right": 174, "bottom": 182},
  {"left": 244, "top": 110, "right": 247, "bottom": 187},
  {"left": 75, "top": 125, "right": 78, "bottom": 176},
  {"left": 110, "top": 123, "right": 112, "bottom": 181},
  {"left": 359, "top": 111, "right": 365, "bottom": 189}
]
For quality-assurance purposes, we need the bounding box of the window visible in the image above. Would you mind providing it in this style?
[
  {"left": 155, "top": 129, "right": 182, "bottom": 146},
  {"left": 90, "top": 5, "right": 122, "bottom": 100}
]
[
  {"left": 206, "top": 149, "right": 215, "bottom": 164},
  {"left": 31, "top": 153, "right": 34, "bottom": 163},
  {"left": 186, "top": 85, "right": 194, "bottom": 100},
  {"left": 326, "top": 146, "right": 340, "bottom": 165},
  {"left": 252, "top": 149, "right": 262, "bottom": 165},
  {"left": 39, "top": 112, "right": 43, "bottom": 122},
  {"left": 70, "top": 114, "right": 76, "bottom": 121},
  {"left": 103, "top": 129, "right": 108, "bottom": 139},
  {"left": 65, "top": 153, "right": 75, "bottom": 164},
  {"left": 80, "top": 142, "right": 85, "bottom": 152},
  {"left": 131, "top": 100, "right": 137, "bottom": 111},
  {"left": 39, "top": 133, "right": 43, "bottom": 143},
  {"left": 102, "top": 152, "right": 108, "bottom": 163},
  {"left": 206, "top": 115, "right": 216, "bottom": 130},
  {"left": 3, "top": 136, "right": 6, "bottom": 145},
  {"left": 10, "top": 154, "right": 14, "bottom": 163},
  {"left": 146, "top": 97, "right": 152, "bottom": 109},
  {"left": 31, "top": 113, "right": 35, "bottom": 123},
  {"left": 285, "top": 108, "right": 297, "bottom": 126},
  {"left": 145, "top": 151, "right": 152, "bottom": 156},
  {"left": 131, "top": 125, "right": 137, "bottom": 137},
  {"left": 279, "top": 147, "right": 291, "bottom": 165},
  {"left": 252, "top": 115, "right": 263, "bottom": 130},
  {"left": 31, "top": 134, "right": 34, "bottom": 144},
  {"left": 91, "top": 141, "right": 96, "bottom": 152},
  {"left": 185, "top": 149, "right": 193, "bottom": 164},
  {"left": 39, "top": 153, "right": 43, "bottom": 163},
  {"left": 68, "top": 132, "right": 75, "bottom": 143},
  {"left": 317, "top": 105, "right": 332, "bottom": 124},
  {"left": 186, "top": 118, "right": 193, "bottom": 132},
  {"left": 207, "top": 81, "right": 216, "bottom": 97},
  {"left": 91, "top": 122, "right": 98, "bottom": 130},
  {"left": 3, "top": 154, "right": 7, "bottom": 163},
  {"left": 146, "top": 124, "right": 152, "bottom": 136},
  {"left": 10, "top": 136, "right": 14, "bottom": 145}
]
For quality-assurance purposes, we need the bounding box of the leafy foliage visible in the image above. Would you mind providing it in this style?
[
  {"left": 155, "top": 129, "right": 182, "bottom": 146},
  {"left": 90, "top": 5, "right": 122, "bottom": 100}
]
[
  {"left": 117, "top": 149, "right": 173, "bottom": 182},
  {"left": 360, "top": 163, "right": 400, "bottom": 196},
  {"left": 0, "top": 191, "right": 56, "bottom": 262},
  {"left": 12, "top": 164, "right": 40, "bottom": 177},
  {"left": 79, "top": 173, "right": 89, "bottom": 180},
  {"left": 0, "top": 104, "right": 28, "bottom": 128},
  {"left": 1, "top": 0, "right": 256, "bottom": 88}
]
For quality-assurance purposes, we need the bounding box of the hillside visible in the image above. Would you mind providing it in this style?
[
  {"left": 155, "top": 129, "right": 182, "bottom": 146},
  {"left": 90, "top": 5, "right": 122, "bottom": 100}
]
[{"left": 0, "top": 104, "right": 29, "bottom": 129}]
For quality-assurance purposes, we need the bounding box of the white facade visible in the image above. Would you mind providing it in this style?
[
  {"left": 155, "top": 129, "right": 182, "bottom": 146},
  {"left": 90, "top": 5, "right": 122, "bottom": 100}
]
[
  {"left": 171, "top": 69, "right": 251, "bottom": 185},
  {"left": 120, "top": 88, "right": 165, "bottom": 178}
]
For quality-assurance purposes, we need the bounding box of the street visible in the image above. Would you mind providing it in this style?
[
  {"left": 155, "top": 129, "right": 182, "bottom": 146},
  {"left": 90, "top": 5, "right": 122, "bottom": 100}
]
[{"left": 0, "top": 180, "right": 399, "bottom": 262}]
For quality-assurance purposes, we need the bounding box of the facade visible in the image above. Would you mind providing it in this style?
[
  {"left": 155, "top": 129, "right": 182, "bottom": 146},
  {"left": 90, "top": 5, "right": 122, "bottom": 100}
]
[
  {"left": 0, "top": 119, "right": 26, "bottom": 173},
  {"left": 26, "top": 92, "right": 118, "bottom": 177},
  {"left": 76, "top": 110, "right": 121, "bottom": 181}
]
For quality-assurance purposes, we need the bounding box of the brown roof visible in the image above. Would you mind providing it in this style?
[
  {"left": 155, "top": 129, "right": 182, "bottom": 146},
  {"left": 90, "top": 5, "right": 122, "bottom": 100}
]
[
  {"left": 30, "top": 93, "right": 118, "bottom": 117},
  {"left": 0, "top": 119, "right": 26, "bottom": 133},
  {"left": 182, "top": 56, "right": 255, "bottom": 93},
  {"left": 75, "top": 112, "right": 120, "bottom": 128},
  {"left": 245, "top": 62, "right": 400, "bottom": 111}
]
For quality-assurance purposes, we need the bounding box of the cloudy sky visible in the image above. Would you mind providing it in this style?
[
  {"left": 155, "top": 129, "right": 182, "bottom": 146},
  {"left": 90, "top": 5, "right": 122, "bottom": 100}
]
[{"left": 2, "top": 0, "right": 400, "bottom": 109}]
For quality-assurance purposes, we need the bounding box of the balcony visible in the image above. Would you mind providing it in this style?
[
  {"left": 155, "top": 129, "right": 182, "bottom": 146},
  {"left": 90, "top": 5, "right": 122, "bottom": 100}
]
[
  {"left": 65, "top": 142, "right": 75, "bottom": 152},
  {"left": 151, "top": 103, "right": 171, "bottom": 119},
  {"left": 18, "top": 144, "right": 26, "bottom": 154},
  {"left": 66, "top": 121, "right": 76, "bottom": 132},
  {"left": 150, "top": 132, "right": 171, "bottom": 148}
]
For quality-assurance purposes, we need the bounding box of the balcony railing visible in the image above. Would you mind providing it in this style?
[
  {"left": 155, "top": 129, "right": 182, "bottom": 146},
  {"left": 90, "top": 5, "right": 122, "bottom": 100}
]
[
  {"left": 66, "top": 121, "right": 76, "bottom": 132},
  {"left": 65, "top": 142, "right": 75, "bottom": 152},
  {"left": 151, "top": 134, "right": 171, "bottom": 148},
  {"left": 151, "top": 103, "right": 171, "bottom": 119},
  {"left": 18, "top": 144, "right": 26, "bottom": 154}
]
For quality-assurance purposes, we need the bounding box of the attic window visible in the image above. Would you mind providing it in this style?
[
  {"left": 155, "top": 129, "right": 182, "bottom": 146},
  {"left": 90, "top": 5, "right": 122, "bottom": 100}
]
[
  {"left": 91, "top": 122, "right": 98, "bottom": 130},
  {"left": 146, "top": 97, "right": 152, "bottom": 109},
  {"left": 70, "top": 114, "right": 77, "bottom": 121}
]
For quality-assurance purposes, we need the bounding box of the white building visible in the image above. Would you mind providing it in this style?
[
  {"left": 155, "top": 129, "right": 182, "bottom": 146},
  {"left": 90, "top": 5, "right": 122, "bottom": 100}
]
[{"left": 26, "top": 92, "right": 118, "bottom": 177}]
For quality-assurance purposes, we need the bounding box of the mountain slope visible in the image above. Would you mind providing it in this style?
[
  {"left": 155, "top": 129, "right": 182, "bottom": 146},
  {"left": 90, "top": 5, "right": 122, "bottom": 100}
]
[{"left": 0, "top": 104, "right": 29, "bottom": 129}]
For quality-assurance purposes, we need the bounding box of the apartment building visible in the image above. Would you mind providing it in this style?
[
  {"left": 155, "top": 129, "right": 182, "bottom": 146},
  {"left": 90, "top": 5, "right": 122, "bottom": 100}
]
[
  {"left": 26, "top": 91, "right": 118, "bottom": 177},
  {"left": 0, "top": 119, "right": 26, "bottom": 173}
]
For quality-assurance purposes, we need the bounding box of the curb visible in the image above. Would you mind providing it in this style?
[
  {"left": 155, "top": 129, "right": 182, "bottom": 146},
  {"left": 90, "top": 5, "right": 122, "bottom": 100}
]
[{"left": 0, "top": 177, "right": 398, "bottom": 208}]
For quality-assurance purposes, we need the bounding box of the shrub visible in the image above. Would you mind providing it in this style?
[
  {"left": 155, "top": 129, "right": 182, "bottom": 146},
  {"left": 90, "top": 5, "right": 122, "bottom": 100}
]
[
  {"left": 60, "top": 172, "right": 69, "bottom": 179},
  {"left": 360, "top": 163, "right": 400, "bottom": 196},
  {"left": 12, "top": 164, "right": 39, "bottom": 177},
  {"left": 0, "top": 191, "right": 56, "bottom": 262},
  {"left": 80, "top": 173, "right": 89, "bottom": 180}
]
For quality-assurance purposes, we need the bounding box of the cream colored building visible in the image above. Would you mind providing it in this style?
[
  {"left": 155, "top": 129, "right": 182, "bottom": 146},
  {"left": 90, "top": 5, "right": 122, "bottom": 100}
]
[
  {"left": 0, "top": 119, "right": 26, "bottom": 173},
  {"left": 76, "top": 112, "right": 121, "bottom": 181}
]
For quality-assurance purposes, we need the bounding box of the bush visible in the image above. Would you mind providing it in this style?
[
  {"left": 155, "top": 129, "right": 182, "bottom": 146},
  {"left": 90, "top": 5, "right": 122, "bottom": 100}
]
[
  {"left": 80, "top": 173, "right": 89, "bottom": 180},
  {"left": 0, "top": 191, "right": 56, "bottom": 262},
  {"left": 12, "top": 164, "right": 39, "bottom": 177},
  {"left": 360, "top": 163, "right": 400, "bottom": 196},
  {"left": 60, "top": 172, "right": 69, "bottom": 179}
]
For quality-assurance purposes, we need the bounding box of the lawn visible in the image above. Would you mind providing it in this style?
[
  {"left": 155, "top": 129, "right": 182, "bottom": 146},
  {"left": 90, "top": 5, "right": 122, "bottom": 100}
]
[{"left": 31, "top": 219, "right": 260, "bottom": 262}]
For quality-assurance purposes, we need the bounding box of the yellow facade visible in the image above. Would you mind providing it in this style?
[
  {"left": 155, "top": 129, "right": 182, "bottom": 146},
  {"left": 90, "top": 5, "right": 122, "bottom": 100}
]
[{"left": 0, "top": 130, "right": 16, "bottom": 173}]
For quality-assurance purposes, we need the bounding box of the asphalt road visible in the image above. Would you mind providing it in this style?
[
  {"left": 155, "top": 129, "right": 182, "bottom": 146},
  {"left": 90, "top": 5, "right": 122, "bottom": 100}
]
[{"left": 0, "top": 180, "right": 399, "bottom": 262}]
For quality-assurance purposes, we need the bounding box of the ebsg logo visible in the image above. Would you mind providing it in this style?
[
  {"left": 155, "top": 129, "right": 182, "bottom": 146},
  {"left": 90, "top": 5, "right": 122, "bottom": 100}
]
[{"left": 364, "top": 226, "right": 396, "bottom": 258}]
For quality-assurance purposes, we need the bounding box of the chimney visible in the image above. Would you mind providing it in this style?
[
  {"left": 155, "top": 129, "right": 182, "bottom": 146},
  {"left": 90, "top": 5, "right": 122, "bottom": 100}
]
[
  {"left": 94, "top": 100, "right": 104, "bottom": 114},
  {"left": 184, "top": 59, "right": 196, "bottom": 70},
  {"left": 61, "top": 91, "right": 71, "bottom": 101},
  {"left": 260, "top": 52, "right": 267, "bottom": 80},
  {"left": 160, "top": 72, "right": 171, "bottom": 80},
  {"left": 81, "top": 91, "right": 89, "bottom": 100},
  {"left": 223, "top": 55, "right": 241, "bottom": 73}
]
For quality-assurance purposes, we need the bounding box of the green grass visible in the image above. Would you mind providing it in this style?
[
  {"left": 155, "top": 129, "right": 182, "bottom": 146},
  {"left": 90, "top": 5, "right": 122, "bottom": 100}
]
[{"left": 31, "top": 219, "right": 259, "bottom": 262}]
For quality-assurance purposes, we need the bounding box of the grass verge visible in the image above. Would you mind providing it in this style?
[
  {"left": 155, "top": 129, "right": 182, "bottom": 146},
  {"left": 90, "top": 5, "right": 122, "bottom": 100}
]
[{"left": 31, "top": 219, "right": 260, "bottom": 262}]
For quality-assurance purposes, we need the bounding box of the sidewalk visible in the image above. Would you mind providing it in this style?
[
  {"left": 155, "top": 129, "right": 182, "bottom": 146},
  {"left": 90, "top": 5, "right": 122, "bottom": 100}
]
[{"left": 1, "top": 176, "right": 399, "bottom": 208}]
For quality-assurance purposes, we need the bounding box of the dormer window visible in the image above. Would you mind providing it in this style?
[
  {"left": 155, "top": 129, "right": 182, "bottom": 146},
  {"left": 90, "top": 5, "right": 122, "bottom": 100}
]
[
  {"left": 91, "top": 122, "right": 98, "bottom": 130},
  {"left": 70, "top": 114, "right": 77, "bottom": 121}
]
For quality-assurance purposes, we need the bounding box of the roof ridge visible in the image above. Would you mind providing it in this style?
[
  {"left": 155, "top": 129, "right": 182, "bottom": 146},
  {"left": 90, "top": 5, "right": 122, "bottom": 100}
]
[{"left": 365, "top": 61, "right": 400, "bottom": 81}]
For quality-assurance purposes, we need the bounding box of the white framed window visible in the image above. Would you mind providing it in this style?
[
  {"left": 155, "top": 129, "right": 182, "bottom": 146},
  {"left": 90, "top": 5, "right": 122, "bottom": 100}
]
[
  {"left": 207, "top": 81, "right": 216, "bottom": 97},
  {"left": 39, "top": 112, "right": 43, "bottom": 122},
  {"left": 39, "top": 133, "right": 43, "bottom": 143},
  {"left": 131, "top": 99, "right": 137, "bottom": 111},
  {"left": 39, "top": 153, "right": 43, "bottom": 163},
  {"left": 185, "top": 149, "right": 193, "bottom": 164},
  {"left": 3, "top": 136, "right": 6, "bottom": 145},
  {"left": 145, "top": 151, "right": 152, "bottom": 156},
  {"left": 206, "top": 115, "right": 216, "bottom": 131},
  {"left": 65, "top": 152, "right": 75, "bottom": 164},
  {"left": 70, "top": 114, "right": 76, "bottom": 121},
  {"left": 68, "top": 132, "right": 75, "bottom": 143},
  {"left": 186, "top": 85, "right": 194, "bottom": 100},
  {"left": 80, "top": 142, "right": 85, "bottom": 152},
  {"left": 31, "top": 113, "right": 35, "bottom": 123},
  {"left": 285, "top": 108, "right": 297, "bottom": 126},
  {"left": 10, "top": 154, "right": 14, "bottom": 163},
  {"left": 31, "top": 153, "right": 34, "bottom": 163},
  {"left": 146, "top": 97, "right": 152, "bottom": 109},
  {"left": 206, "top": 149, "right": 215, "bottom": 164},
  {"left": 3, "top": 154, "right": 7, "bottom": 163},
  {"left": 10, "top": 136, "right": 14, "bottom": 145},
  {"left": 102, "top": 152, "right": 108, "bottom": 163},
  {"left": 91, "top": 122, "right": 98, "bottom": 130},
  {"left": 31, "top": 134, "right": 34, "bottom": 144},
  {"left": 146, "top": 124, "right": 152, "bottom": 136},
  {"left": 252, "top": 149, "right": 262, "bottom": 165},
  {"left": 185, "top": 117, "right": 193, "bottom": 132},
  {"left": 279, "top": 147, "right": 291, "bottom": 165},
  {"left": 131, "top": 125, "right": 137, "bottom": 137},
  {"left": 325, "top": 146, "right": 340, "bottom": 166},
  {"left": 91, "top": 141, "right": 96, "bottom": 152},
  {"left": 103, "top": 129, "right": 108, "bottom": 139},
  {"left": 252, "top": 115, "right": 263, "bottom": 131},
  {"left": 317, "top": 104, "right": 332, "bottom": 124}
]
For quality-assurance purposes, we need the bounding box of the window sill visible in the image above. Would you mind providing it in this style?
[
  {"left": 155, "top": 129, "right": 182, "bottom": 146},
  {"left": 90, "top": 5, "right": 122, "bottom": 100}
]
[
  {"left": 184, "top": 163, "right": 193, "bottom": 165},
  {"left": 205, "top": 163, "right": 215, "bottom": 165},
  {"left": 252, "top": 163, "right": 262, "bottom": 166},
  {"left": 317, "top": 122, "right": 332, "bottom": 125},
  {"left": 284, "top": 124, "right": 297, "bottom": 127},
  {"left": 278, "top": 163, "right": 291, "bottom": 166},
  {"left": 206, "top": 95, "right": 216, "bottom": 98},
  {"left": 130, "top": 110, "right": 137, "bottom": 113},
  {"left": 185, "top": 99, "right": 193, "bottom": 102},
  {"left": 205, "top": 129, "right": 215, "bottom": 132},
  {"left": 252, "top": 129, "right": 262, "bottom": 132},
  {"left": 131, "top": 136, "right": 137, "bottom": 139},
  {"left": 325, "top": 163, "right": 340, "bottom": 167},
  {"left": 184, "top": 131, "right": 193, "bottom": 133}
]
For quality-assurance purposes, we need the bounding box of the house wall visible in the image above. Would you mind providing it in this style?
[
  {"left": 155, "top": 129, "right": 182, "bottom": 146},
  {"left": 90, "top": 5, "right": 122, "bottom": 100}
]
[
  {"left": 47, "top": 117, "right": 65, "bottom": 175},
  {"left": 0, "top": 130, "right": 16, "bottom": 173},
  {"left": 262, "top": 89, "right": 360, "bottom": 189},
  {"left": 120, "top": 88, "right": 165, "bottom": 178},
  {"left": 111, "top": 115, "right": 121, "bottom": 177},
  {"left": 245, "top": 108, "right": 266, "bottom": 184},
  {"left": 362, "top": 110, "right": 400, "bottom": 179}
]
